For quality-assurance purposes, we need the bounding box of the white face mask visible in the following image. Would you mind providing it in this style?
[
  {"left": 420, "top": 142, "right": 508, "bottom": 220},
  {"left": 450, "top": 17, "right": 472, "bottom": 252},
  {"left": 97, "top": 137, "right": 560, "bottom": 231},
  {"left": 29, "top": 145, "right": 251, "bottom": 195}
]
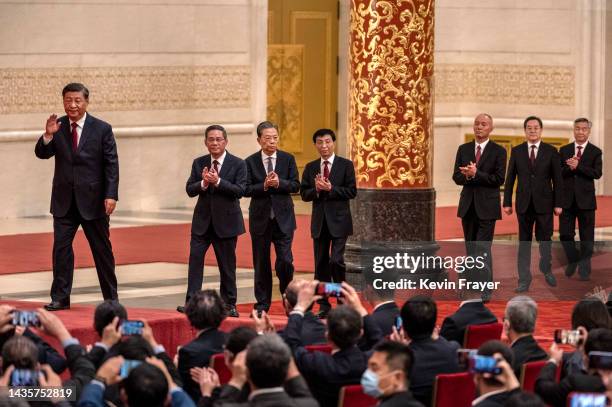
[{"left": 360, "top": 368, "right": 398, "bottom": 398}]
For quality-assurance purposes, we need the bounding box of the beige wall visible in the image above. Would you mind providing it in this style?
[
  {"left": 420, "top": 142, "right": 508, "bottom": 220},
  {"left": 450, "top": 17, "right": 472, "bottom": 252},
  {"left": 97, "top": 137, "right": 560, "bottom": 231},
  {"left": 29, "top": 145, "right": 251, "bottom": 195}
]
[{"left": 0, "top": 0, "right": 268, "bottom": 218}]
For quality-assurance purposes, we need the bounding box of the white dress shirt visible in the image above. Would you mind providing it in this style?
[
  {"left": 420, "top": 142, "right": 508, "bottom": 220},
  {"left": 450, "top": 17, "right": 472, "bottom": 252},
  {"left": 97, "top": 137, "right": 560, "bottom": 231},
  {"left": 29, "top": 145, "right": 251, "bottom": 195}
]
[
  {"left": 527, "top": 140, "right": 541, "bottom": 159},
  {"left": 261, "top": 150, "right": 277, "bottom": 173}
]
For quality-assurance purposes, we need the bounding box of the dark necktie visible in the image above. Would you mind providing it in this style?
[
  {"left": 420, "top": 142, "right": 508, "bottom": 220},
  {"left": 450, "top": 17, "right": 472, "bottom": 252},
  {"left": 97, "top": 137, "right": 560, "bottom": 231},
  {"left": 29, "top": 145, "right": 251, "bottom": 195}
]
[
  {"left": 267, "top": 157, "right": 273, "bottom": 174},
  {"left": 475, "top": 145, "right": 481, "bottom": 165},
  {"left": 323, "top": 160, "right": 330, "bottom": 178},
  {"left": 71, "top": 122, "right": 78, "bottom": 152},
  {"left": 213, "top": 160, "right": 219, "bottom": 173},
  {"left": 576, "top": 146, "right": 583, "bottom": 160},
  {"left": 530, "top": 145, "right": 536, "bottom": 166}
]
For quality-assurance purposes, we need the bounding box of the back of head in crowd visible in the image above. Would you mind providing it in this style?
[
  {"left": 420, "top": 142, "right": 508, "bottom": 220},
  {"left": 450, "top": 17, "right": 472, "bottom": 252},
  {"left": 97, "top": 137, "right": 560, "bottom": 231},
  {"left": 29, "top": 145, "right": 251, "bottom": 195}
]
[
  {"left": 284, "top": 280, "right": 314, "bottom": 313},
  {"left": 584, "top": 328, "right": 612, "bottom": 369},
  {"left": 94, "top": 300, "right": 127, "bottom": 336},
  {"left": 186, "top": 289, "right": 226, "bottom": 330},
  {"left": 246, "top": 334, "right": 291, "bottom": 389},
  {"left": 327, "top": 305, "right": 363, "bottom": 350},
  {"left": 476, "top": 340, "right": 514, "bottom": 388},
  {"left": 504, "top": 391, "right": 545, "bottom": 407},
  {"left": 363, "top": 267, "right": 396, "bottom": 305},
  {"left": 401, "top": 295, "right": 436, "bottom": 339},
  {"left": 225, "top": 326, "right": 257, "bottom": 362},
  {"left": 571, "top": 297, "right": 612, "bottom": 331},
  {"left": 505, "top": 295, "right": 538, "bottom": 335},
  {"left": 121, "top": 363, "right": 168, "bottom": 407},
  {"left": 115, "top": 335, "right": 154, "bottom": 361},
  {"left": 1, "top": 336, "right": 38, "bottom": 371}
]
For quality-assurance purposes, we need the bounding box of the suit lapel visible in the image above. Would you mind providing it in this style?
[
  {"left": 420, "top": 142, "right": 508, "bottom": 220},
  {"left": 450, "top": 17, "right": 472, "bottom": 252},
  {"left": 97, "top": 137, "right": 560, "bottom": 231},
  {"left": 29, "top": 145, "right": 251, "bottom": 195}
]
[
  {"left": 256, "top": 150, "right": 268, "bottom": 179},
  {"left": 218, "top": 153, "right": 231, "bottom": 178},
  {"left": 328, "top": 157, "right": 341, "bottom": 183},
  {"left": 76, "top": 114, "right": 93, "bottom": 154}
]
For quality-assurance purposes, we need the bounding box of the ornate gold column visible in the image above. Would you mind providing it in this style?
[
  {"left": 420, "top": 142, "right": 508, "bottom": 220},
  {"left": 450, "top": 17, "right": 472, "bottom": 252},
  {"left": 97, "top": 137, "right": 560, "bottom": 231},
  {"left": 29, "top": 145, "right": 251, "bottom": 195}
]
[{"left": 346, "top": 0, "right": 440, "bottom": 282}]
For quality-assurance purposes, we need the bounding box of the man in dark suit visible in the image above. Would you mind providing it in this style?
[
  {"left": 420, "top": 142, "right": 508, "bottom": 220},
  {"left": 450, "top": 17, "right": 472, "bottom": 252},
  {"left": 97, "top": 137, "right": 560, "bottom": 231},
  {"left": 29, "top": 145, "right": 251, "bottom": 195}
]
[
  {"left": 35, "top": 83, "right": 119, "bottom": 311},
  {"left": 535, "top": 328, "right": 611, "bottom": 407},
  {"left": 503, "top": 116, "right": 563, "bottom": 293},
  {"left": 472, "top": 341, "right": 521, "bottom": 407},
  {"left": 278, "top": 279, "right": 327, "bottom": 345},
  {"left": 503, "top": 295, "right": 547, "bottom": 377},
  {"left": 245, "top": 121, "right": 300, "bottom": 314},
  {"left": 178, "top": 290, "right": 227, "bottom": 403},
  {"left": 439, "top": 291, "right": 497, "bottom": 346},
  {"left": 213, "top": 334, "right": 318, "bottom": 407},
  {"left": 559, "top": 118, "right": 602, "bottom": 281},
  {"left": 178, "top": 125, "right": 246, "bottom": 317},
  {"left": 300, "top": 128, "right": 357, "bottom": 318},
  {"left": 400, "top": 296, "right": 460, "bottom": 406},
  {"left": 453, "top": 113, "right": 507, "bottom": 301},
  {"left": 285, "top": 281, "right": 381, "bottom": 407}
]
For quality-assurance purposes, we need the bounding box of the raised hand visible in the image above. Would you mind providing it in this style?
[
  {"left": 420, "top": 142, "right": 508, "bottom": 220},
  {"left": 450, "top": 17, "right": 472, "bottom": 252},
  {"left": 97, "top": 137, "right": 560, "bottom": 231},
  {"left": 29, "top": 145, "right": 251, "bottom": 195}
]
[{"left": 45, "top": 114, "right": 61, "bottom": 138}]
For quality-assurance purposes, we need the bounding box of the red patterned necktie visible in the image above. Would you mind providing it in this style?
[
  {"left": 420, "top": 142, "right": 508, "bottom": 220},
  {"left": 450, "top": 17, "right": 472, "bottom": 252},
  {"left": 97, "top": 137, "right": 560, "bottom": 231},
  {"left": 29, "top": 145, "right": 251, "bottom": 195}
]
[
  {"left": 71, "top": 122, "right": 78, "bottom": 152},
  {"left": 576, "top": 146, "right": 583, "bottom": 160},
  {"left": 323, "top": 160, "right": 330, "bottom": 178},
  {"left": 475, "top": 145, "right": 481, "bottom": 165},
  {"left": 530, "top": 145, "right": 536, "bottom": 166}
]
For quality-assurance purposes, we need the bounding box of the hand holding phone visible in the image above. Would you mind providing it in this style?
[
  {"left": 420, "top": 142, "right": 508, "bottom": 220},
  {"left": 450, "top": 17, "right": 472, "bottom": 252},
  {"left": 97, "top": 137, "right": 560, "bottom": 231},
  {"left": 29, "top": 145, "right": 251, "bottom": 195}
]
[
  {"left": 11, "top": 311, "right": 41, "bottom": 328},
  {"left": 315, "top": 282, "right": 343, "bottom": 298}
]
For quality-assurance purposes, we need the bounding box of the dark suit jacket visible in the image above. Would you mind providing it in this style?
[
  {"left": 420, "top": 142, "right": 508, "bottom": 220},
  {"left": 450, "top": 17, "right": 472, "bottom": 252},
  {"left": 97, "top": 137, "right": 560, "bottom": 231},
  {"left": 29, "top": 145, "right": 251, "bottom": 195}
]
[
  {"left": 452, "top": 140, "right": 507, "bottom": 220},
  {"left": 284, "top": 313, "right": 379, "bottom": 407},
  {"left": 358, "top": 302, "right": 400, "bottom": 350},
  {"left": 559, "top": 142, "right": 602, "bottom": 210},
  {"left": 408, "top": 336, "right": 460, "bottom": 407},
  {"left": 186, "top": 152, "right": 247, "bottom": 237},
  {"left": 35, "top": 114, "right": 119, "bottom": 220},
  {"left": 510, "top": 335, "right": 547, "bottom": 377},
  {"left": 63, "top": 343, "right": 97, "bottom": 401},
  {"left": 179, "top": 328, "right": 227, "bottom": 402},
  {"left": 439, "top": 301, "right": 498, "bottom": 345},
  {"left": 213, "top": 377, "right": 318, "bottom": 407},
  {"left": 300, "top": 155, "right": 357, "bottom": 238},
  {"left": 378, "top": 391, "right": 425, "bottom": 407},
  {"left": 22, "top": 328, "right": 67, "bottom": 373},
  {"left": 503, "top": 142, "right": 563, "bottom": 214},
  {"left": 278, "top": 311, "right": 327, "bottom": 346},
  {"left": 535, "top": 361, "right": 605, "bottom": 407},
  {"left": 245, "top": 150, "right": 300, "bottom": 235},
  {"left": 473, "top": 389, "right": 521, "bottom": 407}
]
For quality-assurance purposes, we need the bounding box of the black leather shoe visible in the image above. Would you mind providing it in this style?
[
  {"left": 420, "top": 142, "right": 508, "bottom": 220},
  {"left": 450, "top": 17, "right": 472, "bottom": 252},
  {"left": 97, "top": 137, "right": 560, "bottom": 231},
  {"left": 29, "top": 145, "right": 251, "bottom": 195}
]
[
  {"left": 565, "top": 264, "right": 577, "bottom": 277},
  {"left": 515, "top": 284, "right": 530, "bottom": 293},
  {"left": 176, "top": 306, "right": 185, "bottom": 314},
  {"left": 544, "top": 273, "right": 557, "bottom": 287},
  {"left": 44, "top": 301, "right": 70, "bottom": 311},
  {"left": 227, "top": 307, "right": 239, "bottom": 318}
]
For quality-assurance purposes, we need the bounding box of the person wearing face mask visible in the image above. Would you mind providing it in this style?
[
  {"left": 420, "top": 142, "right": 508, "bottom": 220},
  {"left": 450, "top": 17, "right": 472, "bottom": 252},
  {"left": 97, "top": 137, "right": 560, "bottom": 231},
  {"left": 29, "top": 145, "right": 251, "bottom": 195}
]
[{"left": 361, "top": 340, "right": 424, "bottom": 406}]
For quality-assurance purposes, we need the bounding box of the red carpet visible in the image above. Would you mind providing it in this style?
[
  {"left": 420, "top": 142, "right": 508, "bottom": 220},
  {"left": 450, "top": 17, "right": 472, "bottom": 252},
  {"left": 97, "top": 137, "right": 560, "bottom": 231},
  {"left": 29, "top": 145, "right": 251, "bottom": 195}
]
[
  {"left": 1, "top": 299, "right": 574, "bottom": 358},
  {"left": 1, "top": 196, "right": 611, "bottom": 276}
]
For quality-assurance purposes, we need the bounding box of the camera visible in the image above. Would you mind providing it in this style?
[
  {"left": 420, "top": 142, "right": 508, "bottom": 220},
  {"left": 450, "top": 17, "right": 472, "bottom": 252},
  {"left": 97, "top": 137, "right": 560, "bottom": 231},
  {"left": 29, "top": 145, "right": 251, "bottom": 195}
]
[
  {"left": 554, "top": 329, "right": 581, "bottom": 346},
  {"left": 315, "top": 282, "right": 343, "bottom": 298},
  {"left": 11, "top": 311, "right": 41, "bottom": 328},
  {"left": 120, "top": 320, "right": 145, "bottom": 336}
]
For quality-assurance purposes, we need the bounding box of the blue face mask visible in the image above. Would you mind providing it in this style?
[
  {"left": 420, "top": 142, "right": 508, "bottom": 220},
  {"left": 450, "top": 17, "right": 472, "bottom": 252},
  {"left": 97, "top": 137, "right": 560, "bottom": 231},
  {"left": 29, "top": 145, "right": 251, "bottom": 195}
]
[{"left": 360, "top": 369, "right": 382, "bottom": 398}]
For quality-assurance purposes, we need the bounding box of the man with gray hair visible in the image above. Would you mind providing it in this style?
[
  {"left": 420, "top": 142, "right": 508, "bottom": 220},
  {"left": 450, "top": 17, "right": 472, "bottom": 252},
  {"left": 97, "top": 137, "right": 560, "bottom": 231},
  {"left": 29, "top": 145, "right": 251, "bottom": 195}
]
[
  {"left": 214, "top": 334, "right": 318, "bottom": 406},
  {"left": 503, "top": 295, "right": 547, "bottom": 377}
]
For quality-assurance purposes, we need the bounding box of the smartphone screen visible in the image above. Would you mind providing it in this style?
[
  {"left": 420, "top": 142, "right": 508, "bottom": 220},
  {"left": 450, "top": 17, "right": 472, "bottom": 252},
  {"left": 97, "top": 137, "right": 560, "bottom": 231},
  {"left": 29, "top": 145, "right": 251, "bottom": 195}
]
[
  {"left": 10, "top": 369, "right": 40, "bottom": 386},
  {"left": 119, "top": 360, "right": 143, "bottom": 378},
  {"left": 120, "top": 320, "right": 144, "bottom": 336},
  {"left": 11, "top": 311, "right": 41, "bottom": 328},
  {"left": 316, "top": 283, "right": 343, "bottom": 298}
]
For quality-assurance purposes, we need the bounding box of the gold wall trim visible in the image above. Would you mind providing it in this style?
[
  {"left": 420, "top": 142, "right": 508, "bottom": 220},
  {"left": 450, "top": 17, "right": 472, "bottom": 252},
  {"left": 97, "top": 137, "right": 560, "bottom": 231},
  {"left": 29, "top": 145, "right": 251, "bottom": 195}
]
[
  {"left": 436, "top": 64, "right": 575, "bottom": 106},
  {"left": 0, "top": 65, "right": 251, "bottom": 114},
  {"left": 267, "top": 44, "right": 305, "bottom": 153},
  {"left": 290, "top": 11, "right": 333, "bottom": 127}
]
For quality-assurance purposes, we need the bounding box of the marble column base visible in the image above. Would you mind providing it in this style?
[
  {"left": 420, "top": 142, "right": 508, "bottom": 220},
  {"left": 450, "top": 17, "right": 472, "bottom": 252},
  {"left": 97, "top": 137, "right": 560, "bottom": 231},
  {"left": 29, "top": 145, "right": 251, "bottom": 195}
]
[{"left": 345, "top": 188, "right": 446, "bottom": 289}]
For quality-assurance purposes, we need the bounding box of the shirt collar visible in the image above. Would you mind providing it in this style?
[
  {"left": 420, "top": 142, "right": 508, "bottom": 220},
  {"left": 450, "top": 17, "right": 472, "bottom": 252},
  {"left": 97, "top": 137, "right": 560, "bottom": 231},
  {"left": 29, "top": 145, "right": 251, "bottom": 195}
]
[
  {"left": 475, "top": 139, "right": 489, "bottom": 151},
  {"left": 248, "top": 387, "right": 285, "bottom": 400},
  {"left": 460, "top": 299, "right": 483, "bottom": 307},
  {"left": 528, "top": 140, "right": 541, "bottom": 149},
  {"left": 211, "top": 150, "right": 227, "bottom": 166},
  {"left": 262, "top": 150, "right": 277, "bottom": 160},
  {"left": 321, "top": 153, "right": 335, "bottom": 165},
  {"left": 373, "top": 300, "right": 396, "bottom": 312},
  {"left": 70, "top": 112, "right": 87, "bottom": 128},
  {"left": 575, "top": 140, "right": 589, "bottom": 148},
  {"left": 471, "top": 388, "right": 508, "bottom": 406}
]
